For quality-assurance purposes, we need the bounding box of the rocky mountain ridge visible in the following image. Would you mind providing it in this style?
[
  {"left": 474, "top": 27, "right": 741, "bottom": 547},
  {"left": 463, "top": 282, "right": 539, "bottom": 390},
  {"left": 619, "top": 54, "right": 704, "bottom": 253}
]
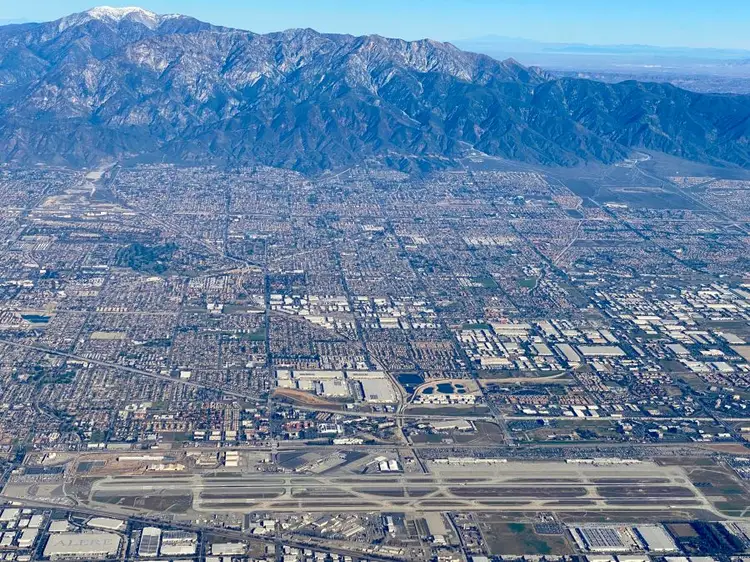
[{"left": 1, "top": 7, "right": 749, "bottom": 172}]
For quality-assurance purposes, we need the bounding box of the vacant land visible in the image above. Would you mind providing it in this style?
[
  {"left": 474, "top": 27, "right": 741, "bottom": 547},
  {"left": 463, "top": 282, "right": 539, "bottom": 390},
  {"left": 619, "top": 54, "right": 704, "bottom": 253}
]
[
  {"left": 273, "top": 388, "right": 343, "bottom": 407},
  {"left": 479, "top": 521, "right": 572, "bottom": 555},
  {"left": 684, "top": 461, "right": 750, "bottom": 517}
]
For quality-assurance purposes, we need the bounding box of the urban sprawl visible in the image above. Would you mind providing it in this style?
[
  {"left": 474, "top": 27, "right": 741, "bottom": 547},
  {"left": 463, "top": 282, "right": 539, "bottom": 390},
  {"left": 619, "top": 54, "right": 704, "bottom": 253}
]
[{"left": 1, "top": 164, "right": 750, "bottom": 562}]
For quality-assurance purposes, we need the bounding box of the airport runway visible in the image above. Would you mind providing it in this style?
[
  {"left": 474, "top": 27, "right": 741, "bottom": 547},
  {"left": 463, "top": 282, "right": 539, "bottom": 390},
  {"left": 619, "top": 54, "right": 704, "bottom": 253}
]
[{"left": 85, "top": 461, "right": 716, "bottom": 514}]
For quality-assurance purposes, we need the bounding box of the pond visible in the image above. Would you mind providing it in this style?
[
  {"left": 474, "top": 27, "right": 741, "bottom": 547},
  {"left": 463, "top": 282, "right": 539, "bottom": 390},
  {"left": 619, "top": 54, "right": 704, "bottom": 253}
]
[{"left": 397, "top": 373, "right": 424, "bottom": 394}]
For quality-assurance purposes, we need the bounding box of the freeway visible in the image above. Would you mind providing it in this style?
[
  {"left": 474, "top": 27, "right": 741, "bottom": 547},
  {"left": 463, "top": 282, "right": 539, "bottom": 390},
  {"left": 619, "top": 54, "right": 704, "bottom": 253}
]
[
  {"left": 0, "top": 338, "right": 485, "bottom": 422},
  {"left": 0, "top": 338, "right": 262, "bottom": 403},
  {"left": 0, "top": 338, "right": 739, "bottom": 430},
  {"left": 0, "top": 492, "right": 401, "bottom": 562}
]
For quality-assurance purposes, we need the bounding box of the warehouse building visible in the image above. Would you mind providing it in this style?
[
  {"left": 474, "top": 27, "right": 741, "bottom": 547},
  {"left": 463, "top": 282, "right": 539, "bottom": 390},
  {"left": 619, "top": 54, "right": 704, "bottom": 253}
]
[
  {"left": 160, "top": 530, "right": 198, "bottom": 557},
  {"left": 573, "top": 527, "right": 630, "bottom": 552},
  {"left": 48, "top": 521, "right": 71, "bottom": 534},
  {"left": 578, "top": 345, "right": 626, "bottom": 357},
  {"left": 43, "top": 532, "right": 121, "bottom": 560},
  {"left": 635, "top": 525, "right": 678, "bottom": 552},
  {"left": 0, "top": 508, "right": 20, "bottom": 524},
  {"left": 348, "top": 372, "right": 397, "bottom": 403},
  {"left": 18, "top": 528, "right": 39, "bottom": 549},
  {"left": 556, "top": 344, "right": 581, "bottom": 364},
  {"left": 87, "top": 518, "right": 125, "bottom": 532},
  {"left": 138, "top": 527, "right": 162, "bottom": 558}
]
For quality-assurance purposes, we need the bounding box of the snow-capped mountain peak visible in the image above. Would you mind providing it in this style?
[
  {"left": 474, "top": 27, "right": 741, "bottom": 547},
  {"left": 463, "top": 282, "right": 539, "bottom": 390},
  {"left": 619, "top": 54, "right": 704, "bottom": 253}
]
[
  {"left": 87, "top": 6, "right": 157, "bottom": 20},
  {"left": 59, "top": 6, "right": 169, "bottom": 32}
]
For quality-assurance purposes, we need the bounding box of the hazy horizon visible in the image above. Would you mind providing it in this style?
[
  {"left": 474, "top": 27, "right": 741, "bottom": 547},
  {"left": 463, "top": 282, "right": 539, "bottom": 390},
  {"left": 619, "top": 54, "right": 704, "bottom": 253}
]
[{"left": 3, "top": 0, "right": 750, "bottom": 51}]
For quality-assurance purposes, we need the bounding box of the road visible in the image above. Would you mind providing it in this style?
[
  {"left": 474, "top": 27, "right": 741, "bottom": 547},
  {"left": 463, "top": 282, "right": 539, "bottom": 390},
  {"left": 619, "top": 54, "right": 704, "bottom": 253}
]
[
  {"left": 0, "top": 492, "right": 401, "bottom": 562},
  {"left": 0, "top": 338, "right": 263, "bottom": 403}
]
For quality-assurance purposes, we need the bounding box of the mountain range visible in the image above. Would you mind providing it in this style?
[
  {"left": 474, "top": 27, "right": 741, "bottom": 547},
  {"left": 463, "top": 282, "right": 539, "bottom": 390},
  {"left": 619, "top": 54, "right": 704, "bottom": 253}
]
[{"left": 1, "top": 6, "right": 750, "bottom": 173}]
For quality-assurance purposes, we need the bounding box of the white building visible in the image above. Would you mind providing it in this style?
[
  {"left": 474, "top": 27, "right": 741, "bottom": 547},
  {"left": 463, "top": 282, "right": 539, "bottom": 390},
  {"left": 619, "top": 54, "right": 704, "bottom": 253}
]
[{"left": 43, "top": 532, "right": 121, "bottom": 560}]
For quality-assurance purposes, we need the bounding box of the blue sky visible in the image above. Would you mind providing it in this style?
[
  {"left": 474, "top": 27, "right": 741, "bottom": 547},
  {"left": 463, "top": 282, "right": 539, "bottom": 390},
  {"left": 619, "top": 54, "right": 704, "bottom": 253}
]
[{"left": 3, "top": 0, "right": 750, "bottom": 49}]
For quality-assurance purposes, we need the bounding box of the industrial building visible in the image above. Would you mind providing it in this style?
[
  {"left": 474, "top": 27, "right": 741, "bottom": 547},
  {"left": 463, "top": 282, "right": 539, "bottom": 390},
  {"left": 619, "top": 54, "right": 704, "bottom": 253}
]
[
  {"left": 18, "top": 528, "right": 38, "bottom": 549},
  {"left": 43, "top": 532, "right": 121, "bottom": 560},
  {"left": 138, "top": 527, "right": 162, "bottom": 558},
  {"left": 160, "top": 530, "right": 198, "bottom": 556},
  {"left": 573, "top": 527, "right": 630, "bottom": 552},
  {"left": 377, "top": 458, "right": 402, "bottom": 472},
  {"left": 430, "top": 419, "right": 475, "bottom": 432},
  {"left": 578, "top": 345, "right": 626, "bottom": 357},
  {"left": 635, "top": 525, "right": 678, "bottom": 552},
  {"left": 48, "top": 521, "right": 71, "bottom": 533},
  {"left": 275, "top": 368, "right": 396, "bottom": 403},
  {"left": 211, "top": 542, "right": 246, "bottom": 556},
  {"left": 0, "top": 508, "right": 20, "bottom": 523},
  {"left": 356, "top": 377, "right": 397, "bottom": 403},
  {"left": 224, "top": 450, "right": 240, "bottom": 467},
  {"left": 556, "top": 344, "right": 581, "bottom": 364},
  {"left": 87, "top": 517, "right": 125, "bottom": 532}
]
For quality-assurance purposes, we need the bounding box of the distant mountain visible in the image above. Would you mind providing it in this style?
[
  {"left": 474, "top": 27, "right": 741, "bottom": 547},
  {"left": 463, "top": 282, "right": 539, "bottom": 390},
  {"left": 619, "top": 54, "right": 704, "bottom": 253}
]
[
  {"left": 1, "top": 7, "right": 750, "bottom": 172},
  {"left": 455, "top": 35, "right": 750, "bottom": 61}
]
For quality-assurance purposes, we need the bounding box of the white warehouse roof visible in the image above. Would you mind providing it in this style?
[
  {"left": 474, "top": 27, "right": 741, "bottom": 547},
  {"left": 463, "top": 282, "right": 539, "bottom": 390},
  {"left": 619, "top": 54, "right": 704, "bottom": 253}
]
[
  {"left": 635, "top": 525, "right": 678, "bottom": 552},
  {"left": 44, "top": 532, "right": 121, "bottom": 559}
]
